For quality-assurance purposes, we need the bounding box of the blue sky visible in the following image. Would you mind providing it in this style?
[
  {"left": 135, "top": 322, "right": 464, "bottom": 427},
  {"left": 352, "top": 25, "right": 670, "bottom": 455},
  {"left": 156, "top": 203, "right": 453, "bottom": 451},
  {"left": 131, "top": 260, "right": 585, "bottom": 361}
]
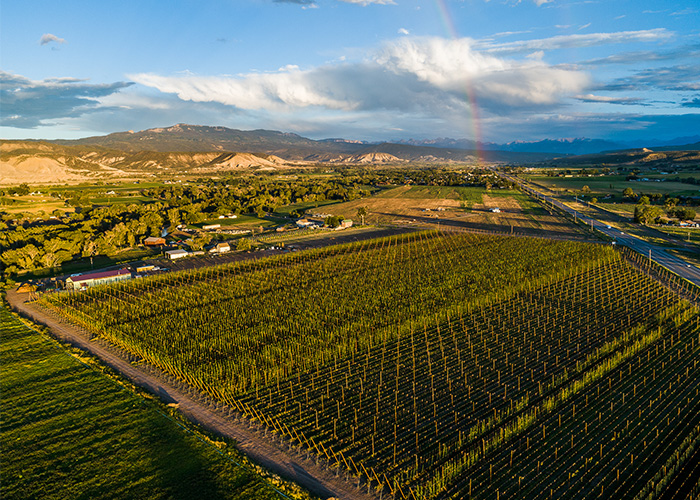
[{"left": 1, "top": 0, "right": 699, "bottom": 143}]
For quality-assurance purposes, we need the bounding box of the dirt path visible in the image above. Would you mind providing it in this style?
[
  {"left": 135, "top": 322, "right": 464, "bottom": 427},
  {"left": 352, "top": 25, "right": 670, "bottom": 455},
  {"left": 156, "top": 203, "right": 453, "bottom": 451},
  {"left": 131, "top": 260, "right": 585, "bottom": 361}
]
[{"left": 5, "top": 289, "right": 377, "bottom": 500}]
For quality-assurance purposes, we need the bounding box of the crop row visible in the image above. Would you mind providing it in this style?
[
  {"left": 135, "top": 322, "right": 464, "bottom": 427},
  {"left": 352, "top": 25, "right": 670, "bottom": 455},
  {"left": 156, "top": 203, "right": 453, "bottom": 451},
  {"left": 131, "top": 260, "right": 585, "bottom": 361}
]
[{"left": 38, "top": 231, "right": 700, "bottom": 498}]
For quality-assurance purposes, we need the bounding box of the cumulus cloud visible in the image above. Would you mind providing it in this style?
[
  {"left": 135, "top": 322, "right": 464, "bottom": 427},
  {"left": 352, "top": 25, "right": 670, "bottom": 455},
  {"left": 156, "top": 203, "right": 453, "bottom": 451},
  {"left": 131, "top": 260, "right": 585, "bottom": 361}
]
[
  {"left": 398, "top": 28, "right": 410, "bottom": 35},
  {"left": 476, "top": 28, "right": 673, "bottom": 55},
  {"left": 39, "top": 33, "right": 66, "bottom": 46},
  {"left": 0, "top": 71, "right": 133, "bottom": 128},
  {"left": 130, "top": 36, "right": 589, "bottom": 119}
]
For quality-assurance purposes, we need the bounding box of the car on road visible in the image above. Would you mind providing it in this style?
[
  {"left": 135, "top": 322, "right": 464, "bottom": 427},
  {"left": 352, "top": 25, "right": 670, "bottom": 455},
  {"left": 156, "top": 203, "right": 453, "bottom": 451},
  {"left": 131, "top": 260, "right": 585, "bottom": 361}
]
[{"left": 606, "top": 225, "right": 611, "bottom": 229}]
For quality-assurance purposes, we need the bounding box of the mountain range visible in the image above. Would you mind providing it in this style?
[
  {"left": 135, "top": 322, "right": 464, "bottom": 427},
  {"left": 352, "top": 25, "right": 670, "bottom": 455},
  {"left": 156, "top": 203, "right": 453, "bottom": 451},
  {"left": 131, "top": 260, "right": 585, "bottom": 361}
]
[
  {"left": 393, "top": 136, "right": 700, "bottom": 156},
  {"left": 3, "top": 124, "right": 700, "bottom": 185},
  {"left": 51, "top": 124, "right": 555, "bottom": 162}
]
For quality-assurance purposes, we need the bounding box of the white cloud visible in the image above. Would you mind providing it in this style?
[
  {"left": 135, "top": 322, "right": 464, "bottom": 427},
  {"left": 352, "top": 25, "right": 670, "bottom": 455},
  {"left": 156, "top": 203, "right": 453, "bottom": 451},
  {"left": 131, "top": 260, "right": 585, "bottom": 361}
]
[
  {"left": 39, "top": 33, "right": 66, "bottom": 46},
  {"left": 398, "top": 28, "right": 410, "bottom": 35},
  {"left": 476, "top": 28, "right": 673, "bottom": 54},
  {"left": 533, "top": 0, "right": 553, "bottom": 6},
  {"left": 130, "top": 36, "right": 589, "bottom": 119}
]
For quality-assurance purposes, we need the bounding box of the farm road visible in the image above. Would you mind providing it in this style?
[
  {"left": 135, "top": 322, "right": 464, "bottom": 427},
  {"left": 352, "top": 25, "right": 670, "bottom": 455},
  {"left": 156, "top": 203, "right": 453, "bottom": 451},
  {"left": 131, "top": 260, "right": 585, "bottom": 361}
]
[{"left": 5, "top": 289, "right": 376, "bottom": 500}]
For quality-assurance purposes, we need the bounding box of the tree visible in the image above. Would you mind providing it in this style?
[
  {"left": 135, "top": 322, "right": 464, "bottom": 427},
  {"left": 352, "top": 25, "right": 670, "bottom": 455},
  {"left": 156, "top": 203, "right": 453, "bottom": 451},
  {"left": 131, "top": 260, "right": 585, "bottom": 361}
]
[
  {"left": 664, "top": 198, "right": 679, "bottom": 210},
  {"left": 634, "top": 204, "right": 662, "bottom": 225},
  {"left": 674, "top": 207, "right": 697, "bottom": 221},
  {"left": 638, "top": 195, "right": 650, "bottom": 205},
  {"left": 623, "top": 187, "right": 636, "bottom": 199},
  {"left": 581, "top": 185, "right": 591, "bottom": 194},
  {"left": 356, "top": 206, "right": 369, "bottom": 225},
  {"left": 236, "top": 238, "right": 252, "bottom": 251},
  {"left": 325, "top": 215, "right": 343, "bottom": 228},
  {"left": 189, "top": 233, "right": 212, "bottom": 251}
]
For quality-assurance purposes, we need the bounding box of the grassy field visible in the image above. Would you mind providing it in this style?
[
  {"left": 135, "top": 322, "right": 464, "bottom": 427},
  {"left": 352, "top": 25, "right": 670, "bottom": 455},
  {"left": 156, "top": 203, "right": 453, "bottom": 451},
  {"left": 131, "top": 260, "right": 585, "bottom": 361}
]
[
  {"left": 274, "top": 198, "right": 342, "bottom": 216},
  {"left": 39, "top": 232, "right": 700, "bottom": 498},
  {"left": 526, "top": 174, "right": 700, "bottom": 197},
  {"left": 0, "top": 305, "right": 308, "bottom": 500}
]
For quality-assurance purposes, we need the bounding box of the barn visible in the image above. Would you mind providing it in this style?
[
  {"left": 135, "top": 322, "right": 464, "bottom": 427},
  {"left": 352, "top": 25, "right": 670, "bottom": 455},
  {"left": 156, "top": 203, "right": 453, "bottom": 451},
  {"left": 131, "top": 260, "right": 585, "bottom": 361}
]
[{"left": 65, "top": 269, "right": 132, "bottom": 290}]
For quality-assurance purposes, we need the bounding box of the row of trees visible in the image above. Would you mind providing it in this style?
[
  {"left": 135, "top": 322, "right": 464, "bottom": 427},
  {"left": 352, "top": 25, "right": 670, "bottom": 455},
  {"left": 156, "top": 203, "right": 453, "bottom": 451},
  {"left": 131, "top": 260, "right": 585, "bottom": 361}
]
[{"left": 0, "top": 167, "right": 502, "bottom": 281}]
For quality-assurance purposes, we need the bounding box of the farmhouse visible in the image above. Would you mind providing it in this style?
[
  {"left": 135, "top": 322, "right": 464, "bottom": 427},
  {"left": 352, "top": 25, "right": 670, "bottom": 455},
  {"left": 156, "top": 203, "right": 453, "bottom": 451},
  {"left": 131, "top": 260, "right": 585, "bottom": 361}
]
[
  {"left": 209, "top": 242, "right": 231, "bottom": 254},
  {"left": 66, "top": 268, "right": 132, "bottom": 290},
  {"left": 165, "top": 249, "right": 189, "bottom": 260},
  {"left": 296, "top": 218, "right": 314, "bottom": 227},
  {"left": 143, "top": 236, "right": 166, "bottom": 246},
  {"left": 337, "top": 219, "right": 353, "bottom": 230}
]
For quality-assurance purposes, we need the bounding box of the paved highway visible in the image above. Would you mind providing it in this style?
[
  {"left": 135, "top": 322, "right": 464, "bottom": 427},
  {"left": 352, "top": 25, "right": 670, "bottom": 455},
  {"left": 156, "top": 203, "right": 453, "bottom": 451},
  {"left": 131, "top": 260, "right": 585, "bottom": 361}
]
[{"left": 497, "top": 170, "right": 700, "bottom": 287}]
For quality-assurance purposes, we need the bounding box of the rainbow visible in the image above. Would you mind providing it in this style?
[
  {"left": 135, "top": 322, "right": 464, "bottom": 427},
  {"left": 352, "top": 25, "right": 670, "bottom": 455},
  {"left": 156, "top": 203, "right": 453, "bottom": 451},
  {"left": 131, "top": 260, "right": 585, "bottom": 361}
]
[{"left": 433, "top": 0, "right": 484, "bottom": 162}]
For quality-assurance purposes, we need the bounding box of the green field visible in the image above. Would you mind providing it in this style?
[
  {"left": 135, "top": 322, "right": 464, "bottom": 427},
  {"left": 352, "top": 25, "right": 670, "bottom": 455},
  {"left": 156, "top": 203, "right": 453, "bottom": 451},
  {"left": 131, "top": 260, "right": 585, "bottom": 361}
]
[
  {"left": 39, "top": 232, "right": 700, "bottom": 498},
  {"left": 527, "top": 174, "right": 700, "bottom": 197},
  {"left": 0, "top": 305, "right": 306, "bottom": 500}
]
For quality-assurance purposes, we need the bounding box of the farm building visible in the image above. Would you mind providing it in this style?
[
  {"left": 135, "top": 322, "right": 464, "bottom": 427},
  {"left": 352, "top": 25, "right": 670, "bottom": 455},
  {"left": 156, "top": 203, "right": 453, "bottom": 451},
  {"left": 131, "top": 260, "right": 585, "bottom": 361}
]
[
  {"left": 339, "top": 219, "right": 353, "bottom": 229},
  {"left": 143, "top": 236, "right": 166, "bottom": 246},
  {"left": 296, "top": 218, "right": 314, "bottom": 227},
  {"left": 136, "top": 264, "right": 156, "bottom": 273},
  {"left": 66, "top": 269, "right": 131, "bottom": 290},
  {"left": 209, "top": 242, "right": 231, "bottom": 254},
  {"left": 165, "top": 249, "right": 189, "bottom": 260},
  {"left": 203, "top": 224, "right": 221, "bottom": 231}
]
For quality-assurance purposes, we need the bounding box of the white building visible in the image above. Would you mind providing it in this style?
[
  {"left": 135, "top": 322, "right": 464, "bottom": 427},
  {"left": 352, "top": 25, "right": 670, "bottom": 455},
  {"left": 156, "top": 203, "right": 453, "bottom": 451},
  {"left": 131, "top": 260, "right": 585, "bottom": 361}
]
[{"left": 165, "top": 249, "right": 189, "bottom": 260}]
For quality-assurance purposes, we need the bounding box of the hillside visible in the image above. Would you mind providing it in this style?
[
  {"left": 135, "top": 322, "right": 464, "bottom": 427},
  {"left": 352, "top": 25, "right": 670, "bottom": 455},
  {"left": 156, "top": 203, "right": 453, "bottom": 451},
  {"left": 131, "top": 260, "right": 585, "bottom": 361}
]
[
  {"left": 541, "top": 147, "right": 700, "bottom": 168},
  {"left": 0, "top": 141, "right": 295, "bottom": 184}
]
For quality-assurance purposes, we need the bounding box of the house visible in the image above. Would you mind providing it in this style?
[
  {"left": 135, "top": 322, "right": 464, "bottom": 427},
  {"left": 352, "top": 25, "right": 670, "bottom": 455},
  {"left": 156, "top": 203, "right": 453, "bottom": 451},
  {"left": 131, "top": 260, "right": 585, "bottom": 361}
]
[
  {"left": 296, "top": 218, "right": 314, "bottom": 227},
  {"left": 339, "top": 219, "right": 353, "bottom": 229},
  {"left": 66, "top": 269, "right": 131, "bottom": 290},
  {"left": 143, "top": 236, "right": 166, "bottom": 246},
  {"left": 203, "top": 224, "right": 221, "bottom": 231},
  {"left": 165, "top": 249, "right": 189, "bottom": 260},
  {"left": 136, "top": 264, "right": 156, "bottom": 273},
  {"left": 209, "top": 242, "right": 231, "bottom": 254}
]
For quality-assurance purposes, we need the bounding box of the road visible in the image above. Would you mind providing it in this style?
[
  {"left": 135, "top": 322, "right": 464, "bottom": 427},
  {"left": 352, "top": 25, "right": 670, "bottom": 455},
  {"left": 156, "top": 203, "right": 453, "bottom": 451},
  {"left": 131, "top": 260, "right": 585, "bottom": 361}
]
[{"left": 497, "top": 170, "right": 700, "bottom": 287}]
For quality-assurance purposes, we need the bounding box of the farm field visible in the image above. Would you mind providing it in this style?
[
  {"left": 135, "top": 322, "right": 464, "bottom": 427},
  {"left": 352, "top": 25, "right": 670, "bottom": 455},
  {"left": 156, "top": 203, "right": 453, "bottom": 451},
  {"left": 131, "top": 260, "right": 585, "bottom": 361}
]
[
  {"left": 323, "top": 186, "right": 591, "bottom": 240},
  {"left": 525, "top": 175, "right": 700, "bottom": 198},
  {"left": 0, "top": 305, "right": 305, "bottom": 500},
  {"left": 38, "top": 231, "right": 700, "bottom": 498}
]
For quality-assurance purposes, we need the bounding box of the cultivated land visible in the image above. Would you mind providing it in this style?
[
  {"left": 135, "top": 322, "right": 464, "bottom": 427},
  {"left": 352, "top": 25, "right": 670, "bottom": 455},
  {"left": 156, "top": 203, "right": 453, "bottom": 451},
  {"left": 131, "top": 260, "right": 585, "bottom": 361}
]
[
  {"left": 0, "top": 305, "right": 309, "bottom": 500},
  {"left": 37, "top": 231, "right": 700, "bottom": 499},
  {"left": 320, "top": 186, "right": 592, "bottom": 241}
]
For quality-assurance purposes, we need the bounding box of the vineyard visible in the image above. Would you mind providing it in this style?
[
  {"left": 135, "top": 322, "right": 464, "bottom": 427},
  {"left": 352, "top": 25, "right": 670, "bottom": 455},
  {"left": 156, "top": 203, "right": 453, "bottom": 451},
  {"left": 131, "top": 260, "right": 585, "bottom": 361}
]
[{"left": 39, "top": 231, "right": 700, "bottom": 498}]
